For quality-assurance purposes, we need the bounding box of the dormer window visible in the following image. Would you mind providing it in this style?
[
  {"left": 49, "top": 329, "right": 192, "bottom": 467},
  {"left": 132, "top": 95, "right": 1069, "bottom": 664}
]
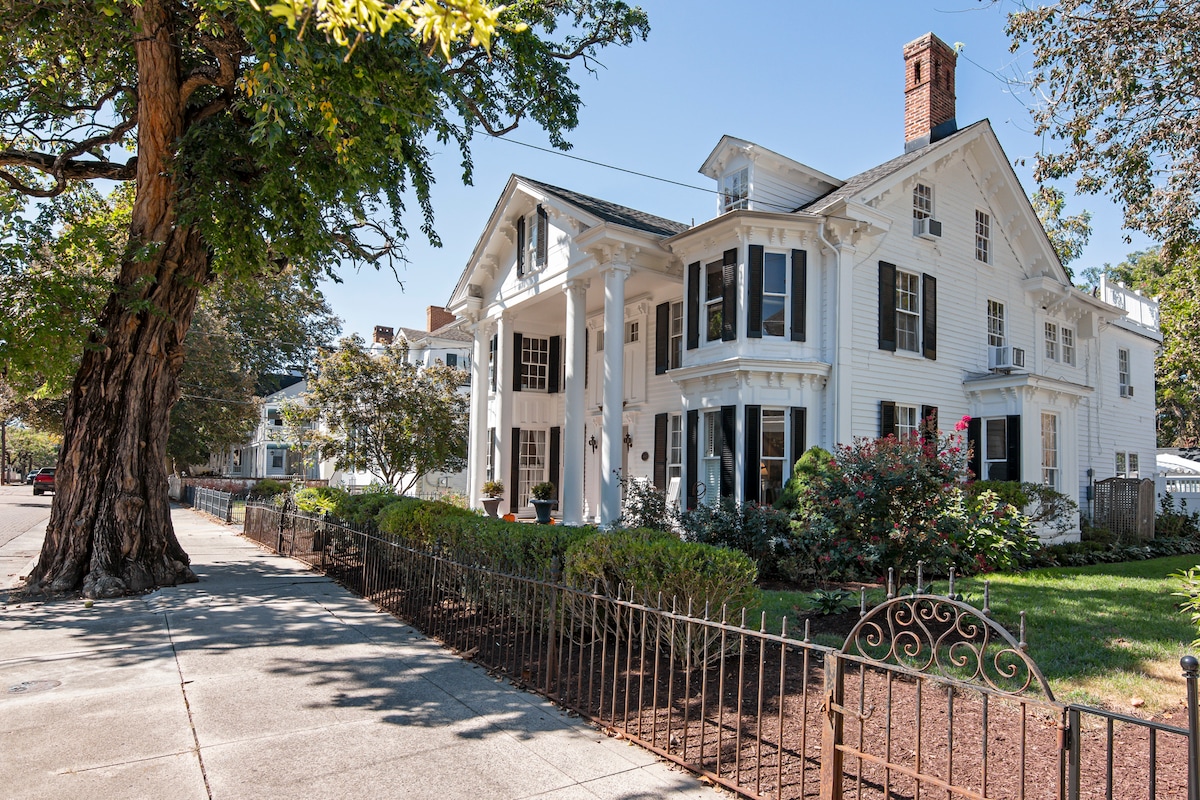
[{"left": 721, "top": 168, "right": 748, "bottom": 212}]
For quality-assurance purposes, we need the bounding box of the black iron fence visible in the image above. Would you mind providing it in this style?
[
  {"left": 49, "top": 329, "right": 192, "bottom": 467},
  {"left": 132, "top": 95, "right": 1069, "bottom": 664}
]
[
  {"left": 241, "top": 503, "right": 1200, "bottom": 800},
  {"left": 188, "top": 486, "right": 248, "bottom": 524}
]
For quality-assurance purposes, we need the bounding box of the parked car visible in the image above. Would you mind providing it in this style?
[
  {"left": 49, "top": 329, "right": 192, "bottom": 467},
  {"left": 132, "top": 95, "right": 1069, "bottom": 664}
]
[
  {"left": 25, "top": 471, "right": 38, "bottom": 484},
  {"left": 32, "top": 467, "right": 55, "bottom": 496}
]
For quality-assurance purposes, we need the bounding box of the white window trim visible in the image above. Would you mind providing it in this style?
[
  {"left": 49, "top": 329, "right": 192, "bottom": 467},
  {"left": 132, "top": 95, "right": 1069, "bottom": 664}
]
[
  {"left": 521, "top": 335, "right": 550, "bottom": 392},
  {"left": 895, "top": 269, "right": 921, "bottom": 353},
  {"left": 722, "top": 167, "right": 748, "bottom": 213},
  {"left": 987, "top": 300, "right": 1006, "bottom": 348},
  {"left": 1041, "top": 412, "right": 1059, "bottom": 489},
  {"left": 762, "top": 250, "right": 789, "bottom": 338},
  {"left": 1118, "top": 348, "right": 1131, "bottom": 396},
  {"left": 669, "top": 301, "right": 683, "bottom": 369},
  {"left": 895, "top": 404, "right": 919, "bottom": 438},
  {"left": 913, "top": 183, "right": 933, "bottom": 221},
  {"left": 975, "top": 209, "right": 992, "bottom": 264},
  {"left": 704, "top": 258, "right": 725, "bottom": 345}
]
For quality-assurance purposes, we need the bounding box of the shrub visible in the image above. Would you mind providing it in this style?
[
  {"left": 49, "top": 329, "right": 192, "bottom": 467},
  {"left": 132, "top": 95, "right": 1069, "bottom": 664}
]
[
  {"left": 775, "top": 446, "right": 834, "bottom": 513},
  {"left": 294, "top": 486, "right": 346, "bottom": 514},
  {"left": 564, "top": 529, "right": 758, "bottom": 665},
  {"left": 1173, "top": 566, "right": 1200, "bottom": 647},
  {"left": 250, "top": 478, "right": 289, "bottom": 499},
  {"left": 1159, "top": 493, "right": 1200, "bottom": 539},
  {"left": 679, "top": 499, "right": 791, "bottom": 580},
  {"left": 617, "top": 476, "right": 674, "bottom": 532},
  {"left": 331, "top": 490, "right": 405, "bottom": 527}
]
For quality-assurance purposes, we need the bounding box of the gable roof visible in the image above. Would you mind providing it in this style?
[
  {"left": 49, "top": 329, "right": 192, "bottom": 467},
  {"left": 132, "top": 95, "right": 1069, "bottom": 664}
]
[
  {"left": 520, "top": 177, "right": 690, "bottom": 238},
  {"left": 802, "top": 120, "right": 988, "bottom": 214}
]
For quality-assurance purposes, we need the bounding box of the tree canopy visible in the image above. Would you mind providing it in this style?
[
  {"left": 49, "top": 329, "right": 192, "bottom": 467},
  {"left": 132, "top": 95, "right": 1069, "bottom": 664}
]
[
  {"left": 1007, "top": 1, "right": 1200, "bottom": 249},
  {"left": 0, "top": 0, "right": 649, "bottom": 596},
  {"left": 284, "top": 335, "right": 468, "bottom": 492}
]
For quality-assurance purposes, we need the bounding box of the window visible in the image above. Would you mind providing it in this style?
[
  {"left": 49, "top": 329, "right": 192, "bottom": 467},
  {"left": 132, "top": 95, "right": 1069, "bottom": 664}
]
[
  {"left": 517, "top": 429, "right": 546, "bottom": 507},
  {"left": 527, "top": 210, "right": 539, "bottom": 268},
  {"left": 231, "top": 449, "right": 242, "bottom": 474},
  {"left": 520, "top": 335, "right": 550, "bottom": 391},
  {"left": 1044, "top": 322, "right": 1059, "bottom": 361},
  {"left": 762, "top": 252, "right": 787, "bottom": 337},
  {"left": 1116, "top": 451, "right": 1141, "bottom": 478},
  {"left": 1062, "top": 327, "right": 1075, "bottom": 366},
  {"left": 1041, "top": 413, "right": 1059, "bottom": 489},
  {"left": 895, "top": 270, "right": 921, "bottom": 352},
  {"left": 668, "top": 413, "right": 682, "bottom": 482},
  {"left": 486, "top": 429, "right": 495, "bottom": 483},
  {"left": 722, "top": 168, "right": 748, "bottom": 212},
  {"left": 700, "top": 410, "right": 715, "bottom": 503},
  {"left": 975, "top": 210, "right": 991, "bottom": 263},
  {"left": 488, "top": 335, "right": 497, "bottom": 392},
  {"left": 271, "top": 453, "right": 284, "bottom": 469},
  {"left": 669, "top": 301, "right": 683, "bottom": 369},
  {"left": 913, "top": 183, "right": 932, "bottom": 221},
  {"left": 1118, "top": 348, "right": 1131, "bottom": 396},
  {"left": 445, "top": 352, "right": 458, "bottom": 369},
  {"left": 984, "top": 418, "right": 1008, "bottom": 480},
  {"left": 987, "top": 300, "right": 1006, "bottom": 348},
  {"left": 895, "top": 405, "right": 919, "bottom": 438},
  {"left": 625, "top": 320, "right": 639, "bottom": 344},
  {"left": 760, "top": 409, "right": 786, "bottom": 505},
  {"left": 705, "top": 259, "right": 724, "bottom": 343}
]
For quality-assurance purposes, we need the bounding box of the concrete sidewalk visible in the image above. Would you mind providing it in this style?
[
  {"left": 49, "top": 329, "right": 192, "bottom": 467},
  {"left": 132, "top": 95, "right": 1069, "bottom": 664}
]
[{"left": 0, "top": 507, "right": 722, "bottom": 800}]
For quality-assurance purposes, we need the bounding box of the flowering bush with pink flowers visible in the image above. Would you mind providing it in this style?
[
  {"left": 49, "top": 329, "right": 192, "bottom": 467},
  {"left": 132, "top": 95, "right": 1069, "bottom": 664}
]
[{"left": 784, "top": 423, "right": 1038, "bottom": 584}]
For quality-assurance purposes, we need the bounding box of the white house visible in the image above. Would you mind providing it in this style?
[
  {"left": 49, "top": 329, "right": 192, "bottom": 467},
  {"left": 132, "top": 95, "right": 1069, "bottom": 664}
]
[{"left": 446, "top": 33, "right": 1160, "bottom": 537}]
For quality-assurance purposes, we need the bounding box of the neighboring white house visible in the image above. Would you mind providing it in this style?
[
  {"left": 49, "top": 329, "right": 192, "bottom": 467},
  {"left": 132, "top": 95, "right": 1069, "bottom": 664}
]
[
  {"left": 208, "top": 374, "right": 322, "bottom": 481},
  {"left": 445, "top": 32, "right": 1160, "bottom": 537}
]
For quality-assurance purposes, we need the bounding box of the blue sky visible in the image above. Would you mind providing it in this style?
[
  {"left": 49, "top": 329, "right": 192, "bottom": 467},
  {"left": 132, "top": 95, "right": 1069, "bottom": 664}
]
[{"left": 322, "top": 0, "right": 1153, "bottom": 340}]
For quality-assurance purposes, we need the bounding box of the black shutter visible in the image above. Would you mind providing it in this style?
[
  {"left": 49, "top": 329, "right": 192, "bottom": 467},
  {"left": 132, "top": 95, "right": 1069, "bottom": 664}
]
[
  {"left": 720, "top": 404, "right": 735, "bottom": 499},
  {"left": 653, "top": 413, "right": 668, "bottom": 490},
  {"left": 686, "top": 409, "right": 699, "bottom": 509},
  {"left": 512, "top": 332, "right": 523, "bottom": 392},
  {"left": 922, "top": 273, "right": 937, "bottom": 360},
  {"left": 549, "top": 426, "right": 561, "bottom": 498},
  {"left": 880, "top": 400, "right": 897, "bottom": 438},
  {"left": 536, "top": 205, "right": 548, "bottom": 266},
  {"left": 791, "top": 249, "right": 807, "bottom": 342},
  {"left": 687, "top": 261, "right": 701, "bottom": 350},
  {"left": 548, "top": 335, "right": 561, "bottom": 393},
  {"left": 790, "top": 407, "right": 807, "bottom": 469},
  {"left": 1006, "top": 414, "right": 1022, "bottom": 482},
  {"left": 489, "top": 335, "right": 497, "bottom": 392},
  {"left": 747, "top": 245, "right": 764, "bottom": 339},
  {"left": 921, "top": 405, "right": 939, "bottom": 438},
  {"left": 655, "top": 302, "right": 670, "bottom": 375},
  {"left": 721, "top": 248, "right": 738, "bottom": 342},
  {"left": 510, "top": 429, "right": 521, "bottom": 513},
  {"left": 744, "top": 405, "right": 761, "bottom": 503},
  {"left": 967, "top": 417, "right": 982, "bottom": 480},
  {"left": 878, "top": 261, "right": 897, "bottom": 351},
  {"left": 516, "top": 216, "right": 526, "bottom": 277}
]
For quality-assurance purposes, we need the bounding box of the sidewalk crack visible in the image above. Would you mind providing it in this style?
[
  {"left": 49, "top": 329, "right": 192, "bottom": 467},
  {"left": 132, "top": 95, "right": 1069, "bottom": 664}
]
[{"left": 164, "top": 613, "right": 214, "bottom": 800}]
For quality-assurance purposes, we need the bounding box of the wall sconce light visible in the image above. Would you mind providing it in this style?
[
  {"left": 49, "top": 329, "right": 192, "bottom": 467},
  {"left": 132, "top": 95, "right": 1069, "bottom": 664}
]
[
  {"left": 623, "top": 432, "right": 634, "bottom": 451},
  {"left": 588, "top": 434, "right": 598, "bottom": 453}
]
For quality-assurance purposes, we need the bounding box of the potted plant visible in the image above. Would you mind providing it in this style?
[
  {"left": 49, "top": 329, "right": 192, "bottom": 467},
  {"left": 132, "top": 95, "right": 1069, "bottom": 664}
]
[
  {"left": 530, "top": 481, "right": 556, "bottom": 524},
  {"left": 481, "top": 479, "right": 505, "bottom": 519}
]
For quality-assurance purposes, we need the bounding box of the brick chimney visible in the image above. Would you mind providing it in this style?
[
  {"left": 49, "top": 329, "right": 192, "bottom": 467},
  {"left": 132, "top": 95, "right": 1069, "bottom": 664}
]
[
  {"left": 372, "top": 325, "right": 394, "bottom": 345},
  {"left": 427, "top": 305, "right": 456, "bottom": 332},
  {"left": 904, "top": 33, "right": 958, "bottom": 152}
]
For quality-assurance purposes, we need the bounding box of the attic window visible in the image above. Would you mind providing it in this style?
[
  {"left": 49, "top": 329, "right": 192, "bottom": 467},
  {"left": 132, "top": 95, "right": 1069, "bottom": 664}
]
[{"left": 721, "top": 168, "right": 748, "bottom": 213}]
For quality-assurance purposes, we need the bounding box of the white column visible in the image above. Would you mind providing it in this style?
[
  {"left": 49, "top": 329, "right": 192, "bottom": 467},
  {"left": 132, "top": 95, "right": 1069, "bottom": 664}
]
[
  {"left": 496, "top": 313, "right": 514, "bottom": 512},
  {"left": 600, "top": 264, "right": 630, "bottom": 525},
  {"left": 834, "top": 242, "right": 857, "bottom": 446},
  {"left": 467, "top": 319, "right": 492, "bottom": 507},
  {"left": 562, "top": 280, "right": 588, "bottom": 525}
]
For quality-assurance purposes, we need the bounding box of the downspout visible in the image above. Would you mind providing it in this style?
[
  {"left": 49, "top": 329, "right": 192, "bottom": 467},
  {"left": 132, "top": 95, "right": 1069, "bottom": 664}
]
[{"left": 817, "top": 220, "right": 842, "bottom": 445}]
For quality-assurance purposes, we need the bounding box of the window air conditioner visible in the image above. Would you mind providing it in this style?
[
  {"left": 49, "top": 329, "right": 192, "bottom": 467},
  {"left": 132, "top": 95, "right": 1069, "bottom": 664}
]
[
  {"left": 989, "top": 345, "right": 1025, "bottom": 372},
  {"left": 914, "top": 217, "right": 943, "bottom": 240}
]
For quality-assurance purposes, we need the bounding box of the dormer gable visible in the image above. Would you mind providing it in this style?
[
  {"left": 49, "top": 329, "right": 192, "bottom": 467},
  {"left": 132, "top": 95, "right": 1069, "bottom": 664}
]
[{"left": 699, "top": 135, "right": 842, "bottom": 216}]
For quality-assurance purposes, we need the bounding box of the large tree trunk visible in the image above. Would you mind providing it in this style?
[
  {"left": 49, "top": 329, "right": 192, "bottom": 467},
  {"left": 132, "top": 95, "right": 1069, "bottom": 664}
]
[{"left": 26, "top": 0, "right": 206, "bottom": 597}]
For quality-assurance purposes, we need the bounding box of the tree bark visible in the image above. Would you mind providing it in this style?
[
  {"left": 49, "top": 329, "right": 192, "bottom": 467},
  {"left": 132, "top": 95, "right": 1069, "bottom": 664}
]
[{"left": 26, "top": 0, "right": 207, "bottom": 597}]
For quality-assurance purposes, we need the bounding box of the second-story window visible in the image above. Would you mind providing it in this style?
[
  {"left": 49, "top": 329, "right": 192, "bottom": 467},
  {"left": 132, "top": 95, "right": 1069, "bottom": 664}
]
[
  {"left": 762, "top": 252, "right": 788, "bottom": 337},
  {"left": 669, "top": 301, "right": 683, "bottom": 369},
  {"left": 987, "top": 300, "right": 1006, "bottom": 348},
  {"left": 1118, "top": 348, "right": 1131, "bottom": 396},
  {"left": 896, "top": 270, "right": 921, "bottom": 352},
  {"left": 705, "top": 259, "right": 724, "bottom": 343},
  {"left": 721, "top": 168, "right": 748, "bottom": 212},
  {"left": 1045, "top": 322, "right": 1059, "bottom": 361},
  {"left": 521, "top": 335, "right": 549, "bottom": 391}
]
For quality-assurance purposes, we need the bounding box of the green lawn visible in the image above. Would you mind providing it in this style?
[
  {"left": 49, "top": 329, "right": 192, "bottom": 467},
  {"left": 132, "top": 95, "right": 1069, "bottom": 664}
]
[{"left": 753, "top": 555, "right": 1200, "bottom": 713}]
